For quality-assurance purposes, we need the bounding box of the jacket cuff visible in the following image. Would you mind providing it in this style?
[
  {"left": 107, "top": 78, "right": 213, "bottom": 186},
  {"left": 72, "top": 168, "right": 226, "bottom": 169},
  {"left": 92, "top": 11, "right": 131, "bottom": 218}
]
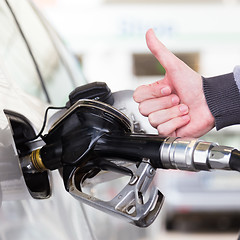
[{"left": 202, "top": 73, "right": 240, "bottom": 130}]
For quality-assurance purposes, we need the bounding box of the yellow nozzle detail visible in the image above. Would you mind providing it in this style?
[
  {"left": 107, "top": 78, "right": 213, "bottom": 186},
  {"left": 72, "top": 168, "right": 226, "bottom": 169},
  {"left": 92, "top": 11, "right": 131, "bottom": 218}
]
[{"left": 31, "top": 149, "right": 46, "bottom": 171}]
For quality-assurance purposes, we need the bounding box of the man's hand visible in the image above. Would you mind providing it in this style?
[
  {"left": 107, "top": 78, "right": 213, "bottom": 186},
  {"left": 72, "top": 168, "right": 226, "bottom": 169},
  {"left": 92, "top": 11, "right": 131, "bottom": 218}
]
[{"left": 133, "top": 29, "right": 215, "bottom": 137}]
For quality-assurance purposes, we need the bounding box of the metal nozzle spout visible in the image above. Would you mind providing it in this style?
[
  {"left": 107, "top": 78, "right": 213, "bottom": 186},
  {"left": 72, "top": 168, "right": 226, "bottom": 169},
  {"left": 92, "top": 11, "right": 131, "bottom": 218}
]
[
  {"left": 21, "top": 149, "right": 47, "bottom": 173},
  {"left": 30, "top": 149, "right": 47, "bottom": 172}
]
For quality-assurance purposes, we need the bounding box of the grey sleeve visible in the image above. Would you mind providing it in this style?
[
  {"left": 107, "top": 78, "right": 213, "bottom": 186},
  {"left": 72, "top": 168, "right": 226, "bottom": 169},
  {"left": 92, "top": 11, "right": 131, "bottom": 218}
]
[
  {"left": 233, "top": 65, "right": 240, "bottom": 91},
  {"left": 202, "top": 68, "right": 240, "bottom": 130}
]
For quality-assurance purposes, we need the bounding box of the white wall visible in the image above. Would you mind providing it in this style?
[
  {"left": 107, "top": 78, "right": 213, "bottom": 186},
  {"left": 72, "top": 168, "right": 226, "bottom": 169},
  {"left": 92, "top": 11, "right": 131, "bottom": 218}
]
[{"left": 41, "top": 2, "right": 240, "bottom": 92}]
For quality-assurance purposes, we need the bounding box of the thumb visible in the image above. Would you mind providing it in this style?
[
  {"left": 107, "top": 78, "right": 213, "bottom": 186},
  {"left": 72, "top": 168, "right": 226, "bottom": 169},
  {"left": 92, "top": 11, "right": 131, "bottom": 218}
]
[{"left": 146, "top": 29, "right": 177, "bottom": 70}]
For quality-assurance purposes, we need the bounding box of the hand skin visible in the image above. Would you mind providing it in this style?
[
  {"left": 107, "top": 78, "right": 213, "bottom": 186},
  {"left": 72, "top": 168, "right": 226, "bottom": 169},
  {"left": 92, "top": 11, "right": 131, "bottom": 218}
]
[{"left": 133, "top": 29, "right": 215, "bottom": 138}]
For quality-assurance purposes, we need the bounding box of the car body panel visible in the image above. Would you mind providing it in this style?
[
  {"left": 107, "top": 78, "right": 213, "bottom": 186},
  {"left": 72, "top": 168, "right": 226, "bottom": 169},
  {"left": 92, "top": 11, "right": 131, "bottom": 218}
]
[{"left": 0, "top": 1, "right": 96, "bottom": 239}]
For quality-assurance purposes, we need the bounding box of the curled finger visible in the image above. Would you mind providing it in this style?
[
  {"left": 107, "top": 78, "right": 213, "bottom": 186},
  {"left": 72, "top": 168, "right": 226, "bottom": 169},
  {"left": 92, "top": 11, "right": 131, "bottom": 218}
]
[
  {"left": 139, "top": 94, "right": 179, "bottom": 116},
  {"left": 148, "top": 104, "right": 189, "bottom": 128},
  {"left": 157, "top": 115, "right": 190, "bottom": 136},
  {"left": 133, "top": 81, "right": 171, "bottom": 103}
]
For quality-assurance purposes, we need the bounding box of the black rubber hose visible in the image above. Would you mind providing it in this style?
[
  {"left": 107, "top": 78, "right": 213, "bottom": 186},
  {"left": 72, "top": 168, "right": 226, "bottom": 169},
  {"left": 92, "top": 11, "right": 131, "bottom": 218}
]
[
  {"left": 94, "top": 133, "right": 166, "bottom": 169},
  {"left": 229, "top": 149, "right": 240, "bottom": 172}
]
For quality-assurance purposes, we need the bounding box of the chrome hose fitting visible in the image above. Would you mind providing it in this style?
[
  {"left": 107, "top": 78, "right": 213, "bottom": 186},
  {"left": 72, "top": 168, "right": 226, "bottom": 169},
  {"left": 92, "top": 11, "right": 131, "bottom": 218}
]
[{"left": 160, "top": 137, "right": 234, "bottom": 171}]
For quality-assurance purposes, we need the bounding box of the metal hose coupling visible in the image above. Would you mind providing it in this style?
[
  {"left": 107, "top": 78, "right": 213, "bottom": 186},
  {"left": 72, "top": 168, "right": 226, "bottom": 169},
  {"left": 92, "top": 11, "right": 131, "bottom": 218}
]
[
  {"left": 20, "top": 149, "right": 47, "bottom": 173},
  {"left": 160, "top": 137, "right": 235, "bottom": 171},
  {"left": 30, "top": 149, "right": 47, "bottom": 171},
  {"left": 21, "top": 149, "right": 46, "bottom": 172}
]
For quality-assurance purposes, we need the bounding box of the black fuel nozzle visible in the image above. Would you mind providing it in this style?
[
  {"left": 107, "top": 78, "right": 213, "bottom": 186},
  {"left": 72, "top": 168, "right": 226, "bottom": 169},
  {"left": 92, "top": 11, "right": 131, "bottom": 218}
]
[
  {"left": 27, "top": 94, "right": 240, "bottom": 185},
  {"left": 23, "top": 81, "right": 240, "bottom": 227},
  {"left": 29, "top": 98, "right": 133, "bottom": 188},
  {"left": 26, "top": 97, "right": 165, "bottom": 227}
]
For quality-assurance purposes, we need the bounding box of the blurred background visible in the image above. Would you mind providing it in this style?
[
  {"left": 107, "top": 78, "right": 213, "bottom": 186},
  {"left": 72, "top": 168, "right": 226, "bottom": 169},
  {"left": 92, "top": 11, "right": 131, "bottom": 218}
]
[{"left": 16, "top": 0, "right": 240, "bottom": 239}]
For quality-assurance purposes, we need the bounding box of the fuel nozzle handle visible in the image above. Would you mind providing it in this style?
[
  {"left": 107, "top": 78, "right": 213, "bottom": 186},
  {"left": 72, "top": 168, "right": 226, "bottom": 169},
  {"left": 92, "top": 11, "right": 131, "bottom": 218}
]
[{"left": 159, "top": 137, "right": 240, "bottom": 172}]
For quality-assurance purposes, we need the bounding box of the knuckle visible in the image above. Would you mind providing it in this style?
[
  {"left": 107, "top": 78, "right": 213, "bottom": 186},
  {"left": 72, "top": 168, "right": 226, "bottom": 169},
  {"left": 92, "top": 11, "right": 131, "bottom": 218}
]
[
  {"left": 157, "top": 126, "right": 170, "bottom": 136},
  {"left": 133, "top": 91, "right": 140, "bottom": 103},
  {"left": 148, "top": 113, "right": 158, "bottom": 127},
  {"left": 138, "top": 103, "right": 145, "bottom": 115},
  {"left": 138, "top": 102, "right": 149, "bottom": 116},
  {"left": 133, "top": 86, "right": 144, "bottom": 102}
]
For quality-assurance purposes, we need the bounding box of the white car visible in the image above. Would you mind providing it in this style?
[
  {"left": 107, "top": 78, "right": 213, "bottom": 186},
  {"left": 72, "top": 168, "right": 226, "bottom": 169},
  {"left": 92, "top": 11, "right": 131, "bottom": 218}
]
[
  {"left": 0, "top": 1, "right": 152, "bottom": 239},
  {"left": 0, "top": 0, "right": 94, "bottom": 239},
  {"left": 0, "top": 1, "right": 164, "bottom": 239}
]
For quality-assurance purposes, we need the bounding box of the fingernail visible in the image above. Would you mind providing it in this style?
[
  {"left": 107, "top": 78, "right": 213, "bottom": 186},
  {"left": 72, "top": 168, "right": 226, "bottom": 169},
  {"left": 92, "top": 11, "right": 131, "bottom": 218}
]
[
  {"left": 172, "top": 95, "right": 179, "bottom": 105},
  {"left": 161, "top": 87, "right": 171, "bottom": 95},
  {"left": 179, "top": 104, "right": 189, "bottom": 114}
]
